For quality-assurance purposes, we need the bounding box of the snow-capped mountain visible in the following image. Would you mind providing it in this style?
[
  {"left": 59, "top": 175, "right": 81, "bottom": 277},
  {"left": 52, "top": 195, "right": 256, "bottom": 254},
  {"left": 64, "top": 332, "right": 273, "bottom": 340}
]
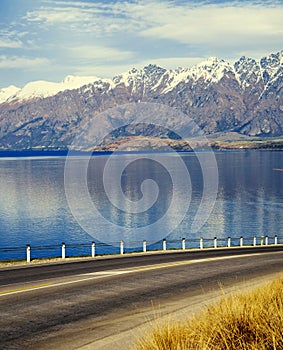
[
  {"left": 0, "top": 85, "right": 21, "bottom": 104},
  {"left": 0, "top": 75, "right": 113, "bottom": 104},
  {"left": 0, "top": 51, "right": 282, "bottom": 150}
]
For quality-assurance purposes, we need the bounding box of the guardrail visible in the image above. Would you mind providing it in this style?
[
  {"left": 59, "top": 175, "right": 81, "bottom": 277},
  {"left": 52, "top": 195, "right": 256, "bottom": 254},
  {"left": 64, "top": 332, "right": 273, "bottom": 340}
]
[{"left": 0, "top": 235, "right": 280, "bottom": 263}]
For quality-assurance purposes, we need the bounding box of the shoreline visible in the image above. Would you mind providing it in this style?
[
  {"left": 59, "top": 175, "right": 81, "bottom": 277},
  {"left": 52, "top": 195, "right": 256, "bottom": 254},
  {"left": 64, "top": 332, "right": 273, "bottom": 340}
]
[{"left": 0, "top": 140, "right": 282, "bottom": 158}]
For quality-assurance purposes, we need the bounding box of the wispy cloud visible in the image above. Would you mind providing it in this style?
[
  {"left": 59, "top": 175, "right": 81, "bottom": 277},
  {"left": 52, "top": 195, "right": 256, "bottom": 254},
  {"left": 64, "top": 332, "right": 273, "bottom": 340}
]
[
  {"left": 23, "top": 0, "right": 283, "bottom": 57},
  {"left": 24, "top": 6, "right": 94, "bottom": 25},
  {"left": 23, "top": 1, "right": 147, "bottom": 34},
  {"left": 69, "top": 45, "right": 134, "bottom": 63},
  {"left": 138, "top": 3, "right": 283, "bottom": 48},
  {"left": 72, "top": 62, "right": 137, "bottom": 78},
  {"left": 0, "top": 30, "right": 25, "bottom": 49},
  {"left": 0, "top": 39, "right": 23, "bottom": 49},
  {"left": 0, "top": 55, "right": 50, "bottom": 69}
]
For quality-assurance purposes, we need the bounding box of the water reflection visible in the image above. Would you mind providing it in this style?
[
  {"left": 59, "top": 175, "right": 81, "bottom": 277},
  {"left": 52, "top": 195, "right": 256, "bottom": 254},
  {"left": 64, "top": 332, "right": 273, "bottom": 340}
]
[{"left": 0, "top": 151, "right": 282, "bottom": 258}]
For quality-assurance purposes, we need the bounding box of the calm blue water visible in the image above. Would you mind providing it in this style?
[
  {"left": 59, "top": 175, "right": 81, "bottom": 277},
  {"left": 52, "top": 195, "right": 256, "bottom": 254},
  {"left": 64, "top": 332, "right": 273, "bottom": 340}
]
[{"left": 0, "top": 151, "right": 282, "bottom": 260}]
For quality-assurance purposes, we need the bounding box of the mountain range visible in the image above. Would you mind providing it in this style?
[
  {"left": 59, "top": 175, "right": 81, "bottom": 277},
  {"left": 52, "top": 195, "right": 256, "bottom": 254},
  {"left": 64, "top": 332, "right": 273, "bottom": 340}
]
[{"left": 0, "top": 51, "right": 282, "bottom": 150}]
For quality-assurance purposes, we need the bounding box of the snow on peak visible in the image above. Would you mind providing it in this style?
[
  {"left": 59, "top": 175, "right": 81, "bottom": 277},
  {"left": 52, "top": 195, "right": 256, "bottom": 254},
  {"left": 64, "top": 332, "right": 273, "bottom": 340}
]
[
  {"left": 160, "top": 57, "right": 234, "bottom": 93},
  {"left": 260, "top": 51, "right": 283, "bottom": 84},
  {"left": 112, "top": 65, "right": 167, "bottom": 94},
  {"left": 234, "top": 56, "right": 261, "bottom": 88},
  {"left": 188, "top": 57, "right": 233, "bottom": 84},
  {"left": 160, "top": 68, "right": 189, "bottom": 94},
  {"left": 101, "top": 57, "right": 237, "bottom": 95},
  {"left": 1, "top": 75, "right": 104, "bottom": 103},
  {"left": 0, "top": 85, "right": 21, "bottom": 104},
  {"left": 233, "top": 51, "right": 282, "bottom": 94}
]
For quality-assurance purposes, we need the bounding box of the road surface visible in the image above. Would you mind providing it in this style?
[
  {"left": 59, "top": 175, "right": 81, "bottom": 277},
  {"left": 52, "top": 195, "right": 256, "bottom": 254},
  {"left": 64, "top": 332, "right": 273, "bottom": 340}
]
[{"left": 0, "top": 246, "right": 283, "bottom": 349}]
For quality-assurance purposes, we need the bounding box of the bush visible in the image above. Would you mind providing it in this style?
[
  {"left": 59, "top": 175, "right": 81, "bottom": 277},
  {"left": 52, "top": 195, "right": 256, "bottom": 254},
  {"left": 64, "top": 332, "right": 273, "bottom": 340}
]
[{"left": 134, "top": 278, "right": 283, "bottom": 350}]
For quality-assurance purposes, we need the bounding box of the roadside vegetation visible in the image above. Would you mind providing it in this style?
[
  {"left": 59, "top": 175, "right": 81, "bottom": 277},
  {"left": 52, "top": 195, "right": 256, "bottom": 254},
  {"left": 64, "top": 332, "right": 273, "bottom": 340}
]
[{"left": 134, "top": 278, "right": 283, "bottom": 350}]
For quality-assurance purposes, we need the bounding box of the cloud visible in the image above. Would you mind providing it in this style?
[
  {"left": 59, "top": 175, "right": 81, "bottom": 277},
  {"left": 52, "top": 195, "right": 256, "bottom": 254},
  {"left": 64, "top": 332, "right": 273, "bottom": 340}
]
[
  {"left": 72, "top": 63, "right": 136, "bottom": 78},
  {"left": 135, "top": 2, "right": 283, "bottom": 48},
  {"left": 0, "top": 39, "right": 23, "bottom": 48},
  {"left": 69, "top": 45, "right": 134, "bottom": 63},
  {"left": 0, "top": 30, "right": 25, "bottom": 49},
  {"left": 22, "top": 1, "right": 283, "bottom": 55},
  {"left": 23, "top": 1, "right": 146, "bottom": 34},
  {"left": 0, "top": 55, "right": 50, "bottom": 69},
  {"left": 25, "top": 6, "right": 94, "bottom": 24}
]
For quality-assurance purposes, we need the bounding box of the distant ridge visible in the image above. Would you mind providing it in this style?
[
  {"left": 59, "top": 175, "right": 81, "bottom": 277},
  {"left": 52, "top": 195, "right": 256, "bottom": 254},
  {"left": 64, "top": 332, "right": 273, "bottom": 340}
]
[{"left": 0, "top": 51, "right": 282, "bottom": 150}]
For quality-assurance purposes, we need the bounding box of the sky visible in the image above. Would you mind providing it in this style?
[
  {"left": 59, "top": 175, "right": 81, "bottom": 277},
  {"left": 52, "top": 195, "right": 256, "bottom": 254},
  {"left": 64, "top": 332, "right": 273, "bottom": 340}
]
[{"left": 0, "top": 0, "right": 282, "bottom": 88}]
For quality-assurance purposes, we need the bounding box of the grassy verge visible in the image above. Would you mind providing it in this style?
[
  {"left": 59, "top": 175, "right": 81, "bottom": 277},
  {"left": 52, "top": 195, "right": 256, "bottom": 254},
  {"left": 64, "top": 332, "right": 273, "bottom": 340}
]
[{"left": 134, "top": 278, "right": 283, "bottom": 350}]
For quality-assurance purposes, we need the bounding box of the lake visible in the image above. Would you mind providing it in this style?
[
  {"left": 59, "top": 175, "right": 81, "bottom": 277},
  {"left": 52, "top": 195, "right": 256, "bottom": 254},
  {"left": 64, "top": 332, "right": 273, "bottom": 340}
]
[{"left": 0, "top": 150, "right": 282, "bottom": 260}]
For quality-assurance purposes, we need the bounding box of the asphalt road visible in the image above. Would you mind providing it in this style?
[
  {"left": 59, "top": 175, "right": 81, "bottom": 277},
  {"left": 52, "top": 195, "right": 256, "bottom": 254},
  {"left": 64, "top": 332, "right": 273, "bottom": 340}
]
[{"left": 0, "top": 246, "right": 283, "bottom": 350}]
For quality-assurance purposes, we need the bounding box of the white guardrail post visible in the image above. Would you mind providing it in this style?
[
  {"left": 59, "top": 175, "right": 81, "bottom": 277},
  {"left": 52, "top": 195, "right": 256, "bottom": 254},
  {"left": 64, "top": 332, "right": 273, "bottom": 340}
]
[
  {"left": 143, "top": 240, "right": 147, "bottom": 253},
  {"left": 182, "top": 238, "right": 186, "bottom": 250},
  {"left": 240, "top": 236, "right": 243, "bottom": 247},
  {"left": 163, "top": 239, "right": 167, "bottom": 251},
  {"left": 227, "top": 237, "right": 231, "bottom": 248},
  {"left": 26, "top": 244, "right": 31, "bottom": 263},
  {"left": 91, "top": 242, "right": 95, "bottom": 258},
  {"left": 265, "top": 235, "right": 268, "bottom": 246},
  {"left": 214, "top": 237, "right": 217, "bottom": 249},
  {"left": 253, "top": 235, "right": 257, "bottom": 246},
  {"left": 120, "top": 240, "right": 124, "bottom": 255},
  {"left": 200, "top": 237, "right": 203, "bottom": 249},
  {"left": 62, "top": 242, "right": 66, "bottom": 259},
  {"left": 275, "top": 235, "right": 278, "bottom": 245}
]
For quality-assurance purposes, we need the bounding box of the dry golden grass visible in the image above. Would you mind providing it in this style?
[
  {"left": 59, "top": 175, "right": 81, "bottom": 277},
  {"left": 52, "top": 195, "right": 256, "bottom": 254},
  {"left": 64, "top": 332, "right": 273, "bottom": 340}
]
[{"left": 134, "top": 278, "right": 283, "bottom": 350}]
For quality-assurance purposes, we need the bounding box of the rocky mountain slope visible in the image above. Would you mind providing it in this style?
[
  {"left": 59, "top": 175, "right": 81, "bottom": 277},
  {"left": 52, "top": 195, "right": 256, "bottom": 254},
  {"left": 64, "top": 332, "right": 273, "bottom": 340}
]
[{"left": 0, "top": 51, "right": 282, "bottom": 150}]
